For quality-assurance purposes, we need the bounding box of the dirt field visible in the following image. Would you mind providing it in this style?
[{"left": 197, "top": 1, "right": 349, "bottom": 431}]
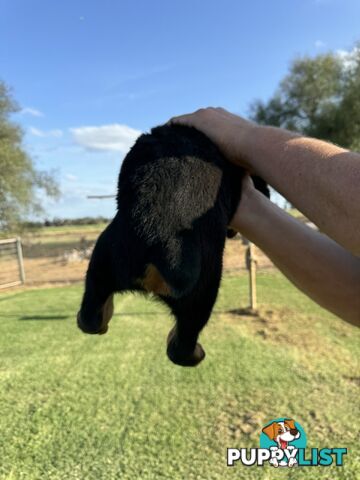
[
  {"left": 1, "top": 224, "right": 274, "bottom": 289},
  {"left": 23, "top": 241, "right": 273, "bottom": 287}
]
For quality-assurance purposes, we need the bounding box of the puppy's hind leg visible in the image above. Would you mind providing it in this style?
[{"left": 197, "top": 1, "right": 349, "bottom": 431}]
[
  {"left": 165, "top": 256, "right": 222, "bottom": 367},
  {"left": 147, "top": 229, "right": 223, "bottom": 367}
]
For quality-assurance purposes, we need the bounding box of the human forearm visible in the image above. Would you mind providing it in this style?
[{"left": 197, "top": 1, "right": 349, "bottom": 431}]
[
  {"left": 170, "top": 108, "right": 360, "bottom": 255},
  {"left": 231, "top": 188, "right": 360, "bottom": 326},
  {"left": 245, "top": 126, "right": 360, "bottom": 255}
]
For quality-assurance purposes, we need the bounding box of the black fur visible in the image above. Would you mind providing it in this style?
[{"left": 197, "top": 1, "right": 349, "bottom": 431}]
[{"left": 77, "top": 124, "right": 269, "bottom": 366}]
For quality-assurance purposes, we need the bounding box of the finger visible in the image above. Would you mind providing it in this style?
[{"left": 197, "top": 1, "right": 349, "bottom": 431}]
[
  {"left": 215, "top": 107, "right": 228, "bottom": 113},
  {"left": 167, "top": 107, "right": 211, "bottom": 126},
  {"left": 167, "top": 113, "right": 193, "bottom": 126}
]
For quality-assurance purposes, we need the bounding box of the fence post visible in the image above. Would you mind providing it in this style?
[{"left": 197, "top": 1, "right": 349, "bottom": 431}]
[
  {"left": 16, "top": 237, "right": 25, "bottom": 284},
  {"left": 247, "top": 242, "right": 257, "bottom": 311}
]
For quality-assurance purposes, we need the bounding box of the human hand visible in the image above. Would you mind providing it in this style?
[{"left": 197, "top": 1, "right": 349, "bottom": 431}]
[{"left": 169, "top": 107, "right": 259, "bottom": 170}]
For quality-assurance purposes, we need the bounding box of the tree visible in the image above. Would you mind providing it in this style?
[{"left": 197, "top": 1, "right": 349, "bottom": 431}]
[
  {"left": 250, "top": 44, "right": 360, "bottom": 151},
  {"left": 0, "top": 81, "right": 59, "bottom": 232}
]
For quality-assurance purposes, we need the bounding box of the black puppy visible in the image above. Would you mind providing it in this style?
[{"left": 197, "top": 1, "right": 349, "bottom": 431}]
[{"left": 77, "top": 124, "right": 269, "bottom": 367}]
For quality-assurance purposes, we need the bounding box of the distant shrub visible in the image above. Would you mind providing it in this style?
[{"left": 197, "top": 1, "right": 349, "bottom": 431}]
[{"left": 24, "top": 217, "right": 111, "bottom": 228}]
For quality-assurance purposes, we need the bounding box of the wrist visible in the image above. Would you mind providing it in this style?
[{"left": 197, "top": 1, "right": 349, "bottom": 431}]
[
  {"left": 230, "top": 186, "right": 267, "bottom": 234},
  {"left": 230, "top": 124, "right": 269, "bottom": 173},
  {"left": 227, "top": 124, "right": 259, "bottom": 171}
]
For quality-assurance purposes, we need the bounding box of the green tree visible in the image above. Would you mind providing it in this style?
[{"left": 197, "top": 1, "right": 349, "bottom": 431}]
[
  {"left": 250, "top": 45, "right": 360, "bottom": 151},
  {"left": 0, "top": 81, "right": 59, "bottom": 232}
]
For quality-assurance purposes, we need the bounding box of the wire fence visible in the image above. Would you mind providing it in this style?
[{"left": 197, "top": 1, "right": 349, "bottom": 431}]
[{"left": 0, "top": 228, "right": 275, "bottom": 300}]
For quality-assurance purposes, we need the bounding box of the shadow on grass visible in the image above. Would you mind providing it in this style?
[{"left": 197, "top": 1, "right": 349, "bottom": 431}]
[
  {"left": 0, "top": 313, "right": 71, "bottom": 320},
  {"left": 225, "top": 307, "right": 259, "bottom": 317},
  {"left": 19, "top": 314, "right": 69, "bottom": 321},
  {"left": 0, "top": 308, "right": 258, "bottom": 321}
]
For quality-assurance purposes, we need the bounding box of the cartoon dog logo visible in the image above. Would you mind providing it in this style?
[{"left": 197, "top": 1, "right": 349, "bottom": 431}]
[{"left": 262, "top": 419, "right": 301, "bottom": 467}]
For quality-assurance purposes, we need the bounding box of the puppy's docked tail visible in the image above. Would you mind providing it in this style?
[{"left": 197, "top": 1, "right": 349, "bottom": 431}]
[{"left": 140, "top": 229, "right": 202, "bottom": 299}]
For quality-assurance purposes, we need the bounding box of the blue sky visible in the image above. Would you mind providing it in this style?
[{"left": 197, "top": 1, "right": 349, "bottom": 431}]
[{"left": 1, "top": 0, "right": 360, "bottom": 219}]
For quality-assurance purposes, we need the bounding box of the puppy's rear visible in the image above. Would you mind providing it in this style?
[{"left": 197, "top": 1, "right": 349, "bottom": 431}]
[{"left": 77, "top": 125, "right": 267, "bottom": 366}]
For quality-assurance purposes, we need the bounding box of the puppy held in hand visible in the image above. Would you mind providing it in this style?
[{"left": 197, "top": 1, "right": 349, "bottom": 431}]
[{"left": 77, "top": 124, "right": 269, "bottom": 367}]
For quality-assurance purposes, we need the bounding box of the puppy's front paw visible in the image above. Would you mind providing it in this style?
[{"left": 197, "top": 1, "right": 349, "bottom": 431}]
[{"left": 166, "top": 328, "right": 205, "bottom": 367}]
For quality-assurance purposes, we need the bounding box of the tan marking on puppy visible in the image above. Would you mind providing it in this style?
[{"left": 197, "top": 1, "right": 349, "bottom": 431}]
[
  {"left": 141, "top": 264, "right": 171, "bottom": 296},
  {"left": 98, "top": 294, "right": 114, "bottom": 334}
]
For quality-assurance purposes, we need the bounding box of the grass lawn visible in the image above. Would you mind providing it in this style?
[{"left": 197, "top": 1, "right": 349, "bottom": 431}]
[{"left": 0, "top": 272, "right": 359, "bottom": 479}]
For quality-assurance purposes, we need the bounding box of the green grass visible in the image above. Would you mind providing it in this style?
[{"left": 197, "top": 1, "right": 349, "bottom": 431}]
[{"left": 0, "top": 272, "right": 359, "bottom": 479}]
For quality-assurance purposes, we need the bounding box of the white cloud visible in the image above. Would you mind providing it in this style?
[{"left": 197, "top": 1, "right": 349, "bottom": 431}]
[
  {"left": 65, "top": 173, "right": 77, "bottom": 181},
  {"left": 20, "top": 107, "right": 44, "bottom": 117},
  {"left": 315, "top": 40, "right": 326, "bottom": 48},
  {"left": 29, "top": 127, "right": 63, "bottom": 138},
  {"left": 70, "top": 124, "right": 142, "bottom": 153}
]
